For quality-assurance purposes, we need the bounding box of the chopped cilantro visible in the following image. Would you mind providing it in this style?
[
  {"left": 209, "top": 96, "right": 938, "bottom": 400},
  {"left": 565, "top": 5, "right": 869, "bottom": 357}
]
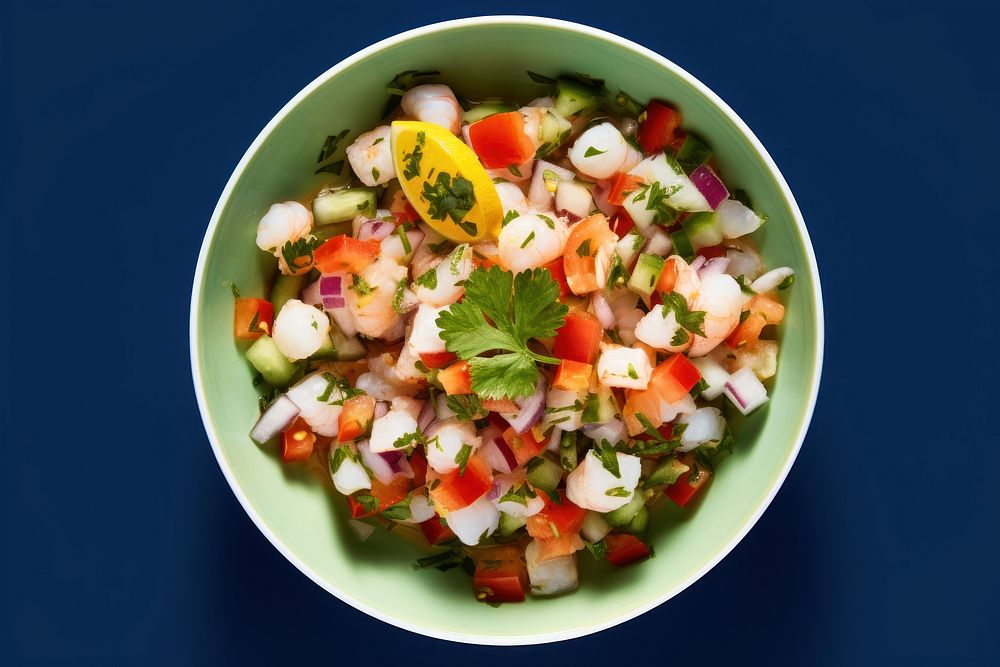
[
  {"left": 576, "top": 239, "right": 593, "bottom": 257},
  {"left": 350, "top": 274, "right": 375, "bottom": 296},
  {"left": 520, "top": 231, "right": 535, "bottom": 249},
  {"left": 592, "top": 439, "right": 620, "bottom": 478},
  {"left": 659, "top": 291, "right": 706, "bottom": 346},
  {"left": 502, "top": 209, "right": 520, "bottom": 227},
  {"left": 584, "top": 146, "right": 607, "bottom": 157},
  {"left": 422, "top": 172, "right": 476, "bottom": 223},
  {"left": 605, "top": 486, "right": 630, "bottom": 497},
  {"left": 508, "top": 164, "right": 522, "bottom": 177},
  {"left": 415, "top": 268, "right": 438, "bottom": 290}
]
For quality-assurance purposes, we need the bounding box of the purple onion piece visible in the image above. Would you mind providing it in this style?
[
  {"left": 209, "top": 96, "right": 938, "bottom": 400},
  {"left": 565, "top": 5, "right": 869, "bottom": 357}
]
[
  {"left": 322, "top": 296, "right": 345, "bottom": 309},
  {"left": 319, "top": 274, "right": 343, "bottom": 297},
  {"left": 504, "top": 380, "right": 547, "bottom": 434},
  {"left": 690, "top": 165, "right": 730, "bottom": 210},
  {"left": 494, "top": 437, "right": 519, "bottom": 472},
  {"left": 417, "top": 400, "right": 436, "bottom": 432},
  {"left": 689, "top": 255, "right": 707, "bottom": 272},
  {"left": 698, "top": 257, "right": 731, "bottom": 279}
]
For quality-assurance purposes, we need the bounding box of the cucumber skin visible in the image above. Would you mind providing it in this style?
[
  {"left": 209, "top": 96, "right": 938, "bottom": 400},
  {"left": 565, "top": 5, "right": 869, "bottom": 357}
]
[
  {"left": 497, "top": 513, "right": 527, "bottom": 537},
  {"left": 605, "top": 491, "right": 646, "bottom": 526},
  {"left": 270, "top": 274, "right": 305, "bottom": 316},
  {"left": 245, "top": 335, "right": 297, "bottom": 387},
  {"left": 312, "top": 188, "right": 377, "bottom": 226},
  {"left": 555, "top": 77, "right": 602, "bottom": 117},
  {"left": 462, "top": 101, "right": 518, "bottom": 124},
  {"left": 527, "top": 456, "right": 564, "bottom": 493}
]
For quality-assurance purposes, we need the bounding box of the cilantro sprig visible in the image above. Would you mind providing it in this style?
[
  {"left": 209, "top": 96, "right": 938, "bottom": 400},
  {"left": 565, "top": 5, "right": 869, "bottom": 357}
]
[
  {"left": 436, "top": 266, "right": 568, "bottom": 399},
  {"left": 659, "top": 291, "right": 707, "bottom": 346}
]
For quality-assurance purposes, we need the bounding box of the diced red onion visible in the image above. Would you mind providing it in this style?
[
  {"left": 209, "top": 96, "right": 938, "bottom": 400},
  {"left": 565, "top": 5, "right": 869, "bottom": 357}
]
[
  {"left": 249, "top": 395, "right": 300, "bottom": 444},
  {"left": 750, "top": 267, "right": 795, "bottom": 294},
  {"left": 487, "top": 478, "right": 503, "bottom": 501},
  {"left": 689, "top": 165, "right": 729, "bottom": 210},
  {"left": 503, "top": 379, "right": 547, "bottom": 434},
  {"left": 591, "top": 292, "right": 615, "bottom": 329},
  {"left": 723, "top": 367, "right": 769, "bottom": 415},
  {"left": 301, "top": 280, "right": 322, "bottom": 306},
  {"left": 698, "top": 256, "right": 731, "bottom": 278},
  {"left": 358, "top": 440, "right": 396, "bottom": 485},
  {"left": 582, "top": 418, "right": 625, "bottom": 446},
  {"left": 327, "top": 303, "right": 358, "bottom": 337},
  {"left": 374, "top": 401, "right": 389, "bottom": 420},
  {"left": 689, "top": 255, "right": 707, "bottom": 273},
  {"left": 479, "top": 438, "right": 512, "bottom": 474},
  {"left": 322, "top": 296, "right": 345, "bottom": 309},
  {"left": 358, "top": 220, "right": 394, "bottom": 241},
  {"left": 319, "top": 274, "right": 343, "bottom": 297},
  {"left": 592, "top": 182, "right": 618, "bottom": 217},
  {"left": 495, "top": 437, "right": 518, "bottom": 471},
  {"left": 417, "top": 400, "right": 437, "bottom": 432},
  {"left": 378, "top": 449, "right": 414, "bottom": 478}
]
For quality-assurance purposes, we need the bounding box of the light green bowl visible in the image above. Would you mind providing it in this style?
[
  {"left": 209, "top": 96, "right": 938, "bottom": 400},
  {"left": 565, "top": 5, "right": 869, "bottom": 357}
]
[{"left": 190, "top": 16, "right": 823, "bottom": 645}]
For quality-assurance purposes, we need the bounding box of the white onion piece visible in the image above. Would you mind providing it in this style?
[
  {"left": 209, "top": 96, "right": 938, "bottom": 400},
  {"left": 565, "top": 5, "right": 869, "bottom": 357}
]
[
  {"left": 249, "top": 395, "right": 300, "bottom": 444},
  {"left": 644, "top": 229, "right": 672, "bottom": 256},
  {"left": 525, "top": 540, "right": 579, "bottom": 596},
  {"left": 583, "top": 418, "right": 626, "bottom": 446},
  {"left": 724, "top": 248, "right": 764, "bottom": 281},
  {"left": 546, "top": 426, "right": 563, "bottom": 453},
  {"left": 348, "top": 519, "right": 375, "bottom": 541},
  {"left": 417, "top": 400, "right": 436, "bottom": 431},
  {"left": 677, "top": 407, "right": 726, "bottom": 452},
  {"left": 555, "top": 181, "right": 594, "bottom": 219},
  {"left": 717, "top": 199, "right": 762, "bottom": 239},
  {"left": 689, "top": 255, "right": 707, "bottom": 273},
  {"left": 300, "top": 279, "right": 321, "bottom": 306},
  {"left": 446, "top": 496, "right": 499, "bottom": 545},
  {"left": 724, "top": 367, "right": 769, "bottom": 415},
  {"left": 591, "top": 292, "right": 616, "bottom": 329},
  {"left": 327, "top": 301, "right": 358, "bottom": 338},
  {"left": 400, "top": 491, "right": 436, "bottom": 524},
  {"left": 750, "top": 267, "right": 795, "bottom": 294},
  {"left": 691, "top": 356, "right": 730, "bottom": 400},
  {"left": 504, "top": 380, "right": 547, "bottom": 434},
  {"left": 528, "top": 160, "right": 574, "bottom": 208},
  {"left": 698, "top": 256, "right": 731, "bottom": 279},
  {"left": 358, "top": 440, "right": 397, "bottom": 485},
  {"left": 591, "top": 182, "right": 618, "bottom": 217}
]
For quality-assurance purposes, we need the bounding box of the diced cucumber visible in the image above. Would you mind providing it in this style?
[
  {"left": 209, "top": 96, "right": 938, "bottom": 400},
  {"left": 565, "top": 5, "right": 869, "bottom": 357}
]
[
  {"left": 312, "top": 187, "right": 377, "bottom": 226},
  {"left": 462, "top": 101, "right": 518, "bottom": 124},
  {"left": 554, "top": 77, "right": 602, "bottom": 117},
  {"left": 580, "top": 511, "right": 612, "bottom": 543},
  {"left": 311, "top": 221, "right": 353, "bottom": 242},
  {"left": 627, "top": 253, "right": 665, "bottom": 297},
  {"left": 675, "top": 135, "right": 712, "bottom": 174},
  {"left": 270, "top": 274, "right": 305, "bottom": 316},
  {"left": 581, "top": 386, "right": 618, "bottom": 425},
  {"left": 559, "top": 430, "right": 578, "bottom": 471},
  {"left": 497, "top": 512, "right": 527, "bottom": 537},
  {"left": 245, "top": 335, "right": 297, "bottom": 387},
  {"left": 526, "top": 455, "right": 564, "bottom": 493},
  {"left": 642, "top": 457, "right": 690, "bottom": 489},
  {"left": 624, "top": 505, "right": 649, "bottom": 534},
  {"left": 309, "top": 332, "right": 339, "bottom": 360},
  {"left": 669, "top": 228, "right": 695, "bottom": 261},
  {"left": 682, "top": 211, "right": 723, "bottom": 249},
  {"left": 328, "top": 317, "right": 367, "bottom": 361},
  {"left": 536, "top": 109, "right": 573, "bottom": 157},
  {"left": 605, "top": 490, "right": 647, "bottom": 526},
  {"left": 615, "top": 231, "right": 644, "bottom": 268}
]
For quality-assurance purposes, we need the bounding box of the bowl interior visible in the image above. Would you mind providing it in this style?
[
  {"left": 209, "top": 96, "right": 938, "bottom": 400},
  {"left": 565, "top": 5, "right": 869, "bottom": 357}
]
[{"left": 191, "top": 18, "right": 821, "bottom": 644}]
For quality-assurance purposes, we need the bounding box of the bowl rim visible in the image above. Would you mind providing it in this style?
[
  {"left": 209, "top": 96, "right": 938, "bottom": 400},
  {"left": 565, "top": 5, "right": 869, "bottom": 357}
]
[{"left": 189, "top": 14, "right": 825, "bottom": 646}]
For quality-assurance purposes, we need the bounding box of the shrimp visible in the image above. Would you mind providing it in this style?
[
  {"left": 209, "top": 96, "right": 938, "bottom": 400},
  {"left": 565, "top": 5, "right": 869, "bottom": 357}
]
[
  {"left": 687, "top": 273, "right": 748, "bottom": 357},
  {"left": 368, "top": 404, "right": 419, "bottom": 453},
  {"left": 256, "top": 201, "right": 313, "bottom": 274},
  {"left": 566, "top": 450, "right": 641, "bottom": 513},
  {"left": 401, "top": 84, "right": 462, "bottom": 135},
  {"left": 271, "top": 299, "right": 330, "bottom": 360},
  {"left": 497, "top": 213, "right": 569, "bottom": 272},
  {"left": 596, "top": 342, "right": 652, "bottom": 390},
  {"left": 634, "top": 307, "right": 689, "bottom": 353},
  {"left": 345, "top": 257, "right": 407, "bottom": 338},
  {"left": 414, "top": 244, "right": 472, "bottom": 306},
  {"left": 407, "top": 303, "right": 448, "bottom": 356},
  {"left": 286, "top": 372, "right": 344, "bottom": 437},
  {"left": 346, "top": 125, "right": 395, "bottom": 186},
  {"left": 568, "top": 122, "right": 642, "bottom": 179},
  {"left": 425, "top": 418, "right": 480, "bottom": 474}
]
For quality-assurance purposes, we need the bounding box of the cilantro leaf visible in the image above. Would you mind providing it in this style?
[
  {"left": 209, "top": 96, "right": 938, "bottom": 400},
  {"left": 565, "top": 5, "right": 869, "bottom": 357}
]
[
  {"left": 422, "top": 172, "right": 476, "bottom": 223},
  {"left": 660, "top": 291, "right": 706, "bottom": 339},
  {"left": 280, "top": 237, "right": 321, "bottom": 271},
  {"left": 447, "top": 394, "right": 484, "bottom": 421},
  {"left": 455, "top": 444, "right": 473, "bottom": 475},
  {"left": 584, "top": 146, "right": 606, "bottom": 157},
  {"left": 436, "top": 266, "right": 568, "bottom": 399},
  {"left": 592, "top": 439, "right": 620, "bottom": 478}
]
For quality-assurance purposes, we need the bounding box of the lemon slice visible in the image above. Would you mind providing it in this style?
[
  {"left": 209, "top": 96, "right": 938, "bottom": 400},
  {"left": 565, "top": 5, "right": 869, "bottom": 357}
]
[{"left": 390, "top": 120, "right": 502, "bottom": 243}]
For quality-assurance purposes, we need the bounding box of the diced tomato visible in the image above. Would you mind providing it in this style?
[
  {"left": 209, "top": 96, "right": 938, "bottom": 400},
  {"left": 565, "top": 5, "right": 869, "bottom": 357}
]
[
  {"left": 697, "top": 244, "right": 727, "bottom": 260},
  {"left": 481, "top": 398, "right": 518, "bottom": 413},
  {"left": 313, "top": 235, "right": 380, "bottom": 273},
  {"left": 281, "top": 417, "right": 315, "bottom": 463},
  {"left": 388, "top": 189, "right": 420, "bottom": 224},
  {"left": 438, "top": 360, "right": 472, "bottom": 395},
  {"left": 633, "top": 422, "right": 673, "bottom": 442},
  {"left": 563, "top": 214, "right": 619, "bottom": 295},
  {"left": 233, "top": 297, "right": 273, "bottom": 340},
  {"left": 726, "top": 295, "right": 785, "bottom": 348},
  {"left": 604, "top": 533, "right": 651, "bottom": 566},
  {"left": 419, "top": 517, "right": 455, "bottom": 545},
  {"left": 665, "top": 453, "right": 711, "bottom": 507},
  {"left": 668, "top": 128, "right": 688, "bottom": 153},
  {"left": 553, "top": 311, "right": 603, "bottom": 364},
  {"left": 608, "top": 172, "right": 643, "bottom": 206},
  {"left": 429, "top": 456, "right": 492, "bottom": 512},
  {"left": 337, "top": 395, "right": 375, "bottom": 444},
  {"left": 474, "top": 545, "right": 528, "bottom": 603},
  {"left": 409, "top": 448, "right": 428, "bottom": 488},
  {"left": 623, "top": 384, "right": 665, "bottom": 435},
  {"left": 501, "top": 426, "right": 547, "bottom": 466},
  {"left": 348, "top": 476, "right": 410, "bottom": 518},
  {"left": 553, "top": 359, "right": 592, "bottom": 392},
  {"left": 656, "top": 258, "right": 679, "bottom": 294},
  {"left": 543, "top": 258, "right": 571, "bottom": 298},
  {"left": 611, "top": 209, "right": 635, "bottom": 238},
  {"left": 651, "top": 354, "right": 702, "bottom": 403},
  {"left": 468, "top": 111, "right": 535, "bottom": 169},
  {"left": 419, "top": 351, "right": 457, "bottom": 370},
  {"left": 525, "top": 490, "right": 587, "bottom": 539},
  {"left": 637, "top": 101, "right": 682, "bottom": 154}
]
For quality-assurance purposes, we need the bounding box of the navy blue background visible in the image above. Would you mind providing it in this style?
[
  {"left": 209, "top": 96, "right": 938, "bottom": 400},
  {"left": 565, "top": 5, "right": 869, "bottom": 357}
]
[{"left": 4, "top": 0, "right": 998, "bottom": 663}]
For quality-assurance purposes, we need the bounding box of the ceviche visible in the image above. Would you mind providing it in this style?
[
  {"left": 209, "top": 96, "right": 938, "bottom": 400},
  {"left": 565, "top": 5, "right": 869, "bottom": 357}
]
[{"left": 232, "top": 71, "right": 794, "bottom": 603}]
